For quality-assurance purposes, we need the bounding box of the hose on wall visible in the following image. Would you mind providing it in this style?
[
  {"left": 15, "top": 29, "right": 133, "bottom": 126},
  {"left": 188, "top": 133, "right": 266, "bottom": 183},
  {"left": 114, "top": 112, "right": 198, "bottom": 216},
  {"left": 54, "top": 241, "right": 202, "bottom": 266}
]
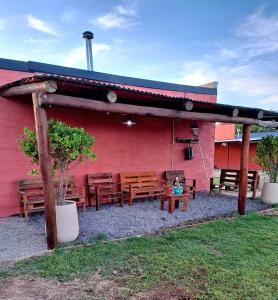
[{"left": 197, "top": 139, "right": 210, "bottom": 182}]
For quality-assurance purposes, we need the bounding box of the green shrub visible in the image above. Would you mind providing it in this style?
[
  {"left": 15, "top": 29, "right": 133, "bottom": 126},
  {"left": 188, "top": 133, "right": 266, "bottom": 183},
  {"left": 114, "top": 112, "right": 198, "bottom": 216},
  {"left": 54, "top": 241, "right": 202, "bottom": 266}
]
[
  {"left": 19, "top": 119, "right": 96, "bottom": 204},
  {"left": 255, "top": 136, "right": 278, "bottom": 183}
]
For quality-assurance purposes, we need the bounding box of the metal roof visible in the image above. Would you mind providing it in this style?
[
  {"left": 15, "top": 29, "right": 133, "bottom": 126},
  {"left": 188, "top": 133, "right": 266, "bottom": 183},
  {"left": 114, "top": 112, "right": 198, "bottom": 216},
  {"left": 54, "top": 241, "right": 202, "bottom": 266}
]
[
  {"left": 1, "top": 73, "right": 278, "bottom": 122},
  {"left": 0, "top": 58, "right": 217, "bottom": 95}
]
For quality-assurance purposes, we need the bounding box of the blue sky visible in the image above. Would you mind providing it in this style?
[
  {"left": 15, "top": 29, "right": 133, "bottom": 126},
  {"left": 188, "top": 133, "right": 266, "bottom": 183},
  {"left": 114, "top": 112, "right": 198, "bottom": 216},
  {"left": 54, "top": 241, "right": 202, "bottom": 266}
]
[{"left": 0, "top": 0, "right": 278, "bottom": 110}]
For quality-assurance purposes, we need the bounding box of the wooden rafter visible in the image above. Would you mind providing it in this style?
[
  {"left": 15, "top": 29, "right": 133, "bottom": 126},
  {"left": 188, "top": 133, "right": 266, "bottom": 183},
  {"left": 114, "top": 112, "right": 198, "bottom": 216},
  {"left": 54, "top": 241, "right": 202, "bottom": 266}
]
[
  {"left": 42, "top": 93, "right": 278, "bottom": 128},
  {"left": 0, "top": 81, "right": 57, "bottom": 97}
]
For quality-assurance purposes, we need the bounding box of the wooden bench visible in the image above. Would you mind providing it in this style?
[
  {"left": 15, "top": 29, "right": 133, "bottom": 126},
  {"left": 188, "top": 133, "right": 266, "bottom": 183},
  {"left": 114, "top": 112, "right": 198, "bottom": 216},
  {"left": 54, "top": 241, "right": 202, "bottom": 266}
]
[
  {"left": 164, "top": 170, "right": 197, "bottom": 199},
  {"left": 17, "top": 177, "right": 86, "bottom": 221},
  {"left": 210, "top": 169, "right": 260, "bottom": 199},
  {"left": 120, "top": 171, "right": 164, "bottom": 206},
  {"left": 87, "top": 173, "right": 123, "bottom": 210}
]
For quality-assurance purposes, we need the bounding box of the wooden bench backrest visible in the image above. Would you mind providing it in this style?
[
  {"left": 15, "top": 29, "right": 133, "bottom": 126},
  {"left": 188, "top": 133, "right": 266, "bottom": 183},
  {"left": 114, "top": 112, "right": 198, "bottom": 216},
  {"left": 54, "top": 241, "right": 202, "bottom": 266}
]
[
  {"left": 164, "top": 170, "right": 185, "bottom": 184},
  {"left": 120, "top": 171, "right": 158, "bottom": 192},
  {"left": 87, "top": 173, "right": 113, "bottom": 194},
  {"left": 220, "top": 169, "right": 259, "bottom": 187},
  {"left": 17, "top": 176, "right": 75, "bottom": 194}
]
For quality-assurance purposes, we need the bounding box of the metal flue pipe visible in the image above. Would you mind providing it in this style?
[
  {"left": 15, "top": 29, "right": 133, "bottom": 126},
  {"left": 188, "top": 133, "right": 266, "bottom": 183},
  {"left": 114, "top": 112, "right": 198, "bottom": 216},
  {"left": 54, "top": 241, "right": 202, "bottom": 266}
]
[{"left": 82, "top": 31, "right": 94, "bottom": 71}]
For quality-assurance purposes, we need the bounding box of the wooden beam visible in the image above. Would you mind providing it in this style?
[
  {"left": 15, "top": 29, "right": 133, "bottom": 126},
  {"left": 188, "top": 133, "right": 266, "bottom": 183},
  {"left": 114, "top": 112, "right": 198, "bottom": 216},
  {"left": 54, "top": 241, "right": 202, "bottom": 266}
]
[
  {"left": 32, "top": 92, "right": 57, "bottom": 249},
  {"left": 238, "top": 124, "right": 250, "bottom": 215},
  {"left": 0, "top": 81, "right": 57, "bottom": 97},
  {"left": 258, "top": 111, "right": 264, "bottom": 119},
  {"left": 184, "top": 100, "right": 194, "bottom": 111},
  {"left": 42, "top": 93, "right": 278, "bottom": 128},
  {"left": 232, "top": 108, "right": 239, "bottom": 117}
]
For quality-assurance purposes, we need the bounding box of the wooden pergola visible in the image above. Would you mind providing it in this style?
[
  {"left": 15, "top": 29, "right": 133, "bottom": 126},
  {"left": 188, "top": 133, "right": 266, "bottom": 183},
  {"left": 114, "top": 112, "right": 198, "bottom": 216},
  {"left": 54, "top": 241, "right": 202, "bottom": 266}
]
[{"left": 1, "top": 74, "right": 278, "bottom": 249}]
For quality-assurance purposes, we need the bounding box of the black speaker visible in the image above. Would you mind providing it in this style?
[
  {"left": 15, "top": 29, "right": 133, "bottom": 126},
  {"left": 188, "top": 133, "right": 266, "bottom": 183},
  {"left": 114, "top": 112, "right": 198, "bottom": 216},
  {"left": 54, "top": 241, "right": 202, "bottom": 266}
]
[{"left": 184, "top": 146, "right": 194, "bottom": 160}]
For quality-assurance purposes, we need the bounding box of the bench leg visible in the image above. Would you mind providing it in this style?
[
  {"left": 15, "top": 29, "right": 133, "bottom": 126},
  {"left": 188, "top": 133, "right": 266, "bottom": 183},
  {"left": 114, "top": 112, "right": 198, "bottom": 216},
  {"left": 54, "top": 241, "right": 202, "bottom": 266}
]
[
  {"left": 88, "top": 190, "right": 91, "bottom": 207},
  {"left": 128, "top": 194, "right": 133, "bottom": 206},
  {"left": 83, "top": 200, "right": 86, "bottom": 213},
  {"left": 252, "top": 188, "right": 256, "bottom": 200},
  {"left": 160, "top": 196, "right": 165, "bottom": 210},
  {"left": 24, "top": 208, "right": 28, "bottom": 222},
  {"left": 19, "top": 205, "right": 23, "bottom": 218},
  {"left": 96, "top": 196, "right": 99, "bottom": 211},
  {"left": 192, "top": 190, "right": 196, "bottom": 199}
]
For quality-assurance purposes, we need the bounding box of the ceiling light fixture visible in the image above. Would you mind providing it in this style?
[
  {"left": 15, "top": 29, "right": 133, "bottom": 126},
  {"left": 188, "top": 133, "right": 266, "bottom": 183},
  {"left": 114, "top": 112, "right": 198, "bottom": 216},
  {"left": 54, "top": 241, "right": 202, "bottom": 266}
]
[{"left": 123, "top": 115, "right": 136, "bottom": 126}]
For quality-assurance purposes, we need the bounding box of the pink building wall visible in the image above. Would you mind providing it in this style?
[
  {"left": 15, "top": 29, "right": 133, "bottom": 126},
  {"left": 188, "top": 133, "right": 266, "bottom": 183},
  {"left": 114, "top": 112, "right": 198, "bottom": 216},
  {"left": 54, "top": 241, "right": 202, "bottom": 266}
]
[
  {"left": 0, "top": 69, "right": 216, "bottom": 217},
  {"left": 214, "top": 143, "right": 261, "bottom": 171}
]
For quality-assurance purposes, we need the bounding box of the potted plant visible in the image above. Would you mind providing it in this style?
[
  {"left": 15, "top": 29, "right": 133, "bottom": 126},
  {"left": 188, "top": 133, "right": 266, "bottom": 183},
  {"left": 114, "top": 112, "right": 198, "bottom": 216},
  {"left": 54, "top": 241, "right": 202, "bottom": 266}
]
[
  {"left": 19, "top": 119, "right": 96, "bottom": 242},
  {"left": 173, "top": 176, "right": 183, "bottom": 195},
  {"left": 255, "top": 136, "right": 278, "bottom": 204}
]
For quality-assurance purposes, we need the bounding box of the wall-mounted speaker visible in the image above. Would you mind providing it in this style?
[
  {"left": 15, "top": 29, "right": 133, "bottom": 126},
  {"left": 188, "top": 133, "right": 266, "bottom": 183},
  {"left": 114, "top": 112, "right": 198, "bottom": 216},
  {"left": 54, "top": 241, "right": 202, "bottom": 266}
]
[{"left": 184, "top": 146, "right": 194, "bottom": 160}]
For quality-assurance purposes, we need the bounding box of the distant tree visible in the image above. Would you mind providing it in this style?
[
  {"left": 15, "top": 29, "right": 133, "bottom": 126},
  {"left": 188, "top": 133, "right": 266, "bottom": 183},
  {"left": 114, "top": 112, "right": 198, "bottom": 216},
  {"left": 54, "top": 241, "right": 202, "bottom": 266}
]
[
  {"left": 235, "top": 124, "right": 277, "bottom": 134},
  {"left": 255, "top": 136, "right": 278, "bottom": 183}
]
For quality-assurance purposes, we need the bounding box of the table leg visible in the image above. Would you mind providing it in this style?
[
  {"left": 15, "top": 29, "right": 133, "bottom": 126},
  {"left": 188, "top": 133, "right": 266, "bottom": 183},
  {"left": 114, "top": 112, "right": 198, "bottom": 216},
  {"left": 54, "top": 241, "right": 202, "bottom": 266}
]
[
  {"left": 168, "top": 198, "right": 174, "bottom": 213},
  {"left": 175, "top": 199, "right": 179, "bottom": 209},
  {"left": 182, "top": 195, "right": 189, "bottom": 211}
]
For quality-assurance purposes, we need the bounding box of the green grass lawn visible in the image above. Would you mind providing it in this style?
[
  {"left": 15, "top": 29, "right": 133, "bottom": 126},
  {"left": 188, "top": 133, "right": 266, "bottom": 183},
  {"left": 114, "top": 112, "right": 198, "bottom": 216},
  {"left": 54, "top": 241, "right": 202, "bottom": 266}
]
[{"left": 1, "top": 213, "right": 278, "bottom": 299}]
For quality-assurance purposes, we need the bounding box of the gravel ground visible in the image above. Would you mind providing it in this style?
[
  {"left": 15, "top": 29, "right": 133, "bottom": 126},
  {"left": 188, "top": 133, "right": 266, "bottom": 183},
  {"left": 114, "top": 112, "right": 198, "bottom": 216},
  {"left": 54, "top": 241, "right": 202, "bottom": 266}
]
[
  {"left": 0, "top": 217, "right": 47, "bottom": 262},
  {"left": 0, "top": 192, "right": 270, "bottom": 261}
]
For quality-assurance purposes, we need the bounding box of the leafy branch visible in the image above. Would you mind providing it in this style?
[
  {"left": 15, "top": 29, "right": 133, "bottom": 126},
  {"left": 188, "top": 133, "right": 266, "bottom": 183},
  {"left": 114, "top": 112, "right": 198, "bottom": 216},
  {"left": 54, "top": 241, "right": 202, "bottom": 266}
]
[{"left": 19, "top": 119, "right": 96, "bottom": 204}]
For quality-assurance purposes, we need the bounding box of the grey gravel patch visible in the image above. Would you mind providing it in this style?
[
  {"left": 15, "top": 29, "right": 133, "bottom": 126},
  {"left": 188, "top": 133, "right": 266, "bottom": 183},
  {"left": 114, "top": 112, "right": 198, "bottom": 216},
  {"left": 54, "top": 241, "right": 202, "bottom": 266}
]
[
  {"left": 29, "top": 192, "right": 270, "bottom": 242},
  {"left": 0, "top": 192, "right": 270, "bottom": 261},
  {"left": 0, "top": 217, "right": 47, "bottom": 262}
]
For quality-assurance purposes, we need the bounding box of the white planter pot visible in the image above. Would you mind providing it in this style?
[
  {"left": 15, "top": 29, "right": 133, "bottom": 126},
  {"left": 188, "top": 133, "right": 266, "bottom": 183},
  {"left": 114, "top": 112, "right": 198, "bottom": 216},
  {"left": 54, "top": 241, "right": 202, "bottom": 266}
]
[
  {"left": 56, "top": 200, "right": 79, "bottom": 243},
  {"left": 261, "top": 183, "right": 278, "bottom": 204}
]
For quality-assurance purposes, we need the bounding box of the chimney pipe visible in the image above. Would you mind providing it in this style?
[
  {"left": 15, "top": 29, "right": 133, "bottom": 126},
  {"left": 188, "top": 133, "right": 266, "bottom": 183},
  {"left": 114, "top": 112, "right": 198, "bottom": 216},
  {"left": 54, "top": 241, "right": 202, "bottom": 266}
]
[{"left": 82, "top": 31, "right": 94, "bottom": 71}]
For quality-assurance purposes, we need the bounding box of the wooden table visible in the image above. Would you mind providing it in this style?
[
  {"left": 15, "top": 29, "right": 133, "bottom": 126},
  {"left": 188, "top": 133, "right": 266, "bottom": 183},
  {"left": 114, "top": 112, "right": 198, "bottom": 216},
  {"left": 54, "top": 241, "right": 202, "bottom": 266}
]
[{"left": 160, "top": 193, "right": 189, "bottom": 214}]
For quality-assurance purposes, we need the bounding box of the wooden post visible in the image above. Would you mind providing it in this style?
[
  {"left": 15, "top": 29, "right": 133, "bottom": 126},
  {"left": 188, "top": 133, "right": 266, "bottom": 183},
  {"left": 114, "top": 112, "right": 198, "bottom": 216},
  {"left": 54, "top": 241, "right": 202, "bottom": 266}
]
[
  {"left": 238, "top": 124, "right": 250, "bottom": 215},
  {"left": 32, "top": 92, "right": 57, "bottom": 249}
]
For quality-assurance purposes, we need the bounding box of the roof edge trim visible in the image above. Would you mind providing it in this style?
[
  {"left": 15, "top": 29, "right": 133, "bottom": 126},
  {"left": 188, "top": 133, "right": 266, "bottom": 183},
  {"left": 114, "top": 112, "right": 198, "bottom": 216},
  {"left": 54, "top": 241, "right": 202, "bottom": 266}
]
[{"left": 0, "top": 58, "right": 217, "bottom": 95}]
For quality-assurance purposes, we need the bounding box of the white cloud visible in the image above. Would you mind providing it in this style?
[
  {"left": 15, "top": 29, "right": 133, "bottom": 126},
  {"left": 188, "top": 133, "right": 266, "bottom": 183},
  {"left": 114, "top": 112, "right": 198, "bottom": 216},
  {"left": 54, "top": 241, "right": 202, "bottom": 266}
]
[
  {"left": 261, "top": 95, "right": 278, "bottom": 104},
  {"left": 174, "top": 7, "right": 278, "bottom": 110},
  {"left": 94, "top": 13, "right": 130, "bottom": 29},
  {"left": 177, "top": 62, "right": 217, "bottom": 86},
  {"left": 63, "top": 43, "right": 111, "bottom": 68},
  {"left": 0, "top": 18, "right": 6, "bottom": 31},
  {"left": 93, "top": 3, "right": 139, "bottom": 29},
  {"left": 27, "top": 15, "right": 58, "bottom": 36},
  {"left": 24, "top": 37, "right": 56, "bottom": 45},
  {"left": 235, "top": 7, "right": 278, "bottom": 39},
  {"left": 61, "top": 11, "right": 76, "bottom": 23},
  {"left": 116, "top": 5, "right": 136, "bottom": 16}
]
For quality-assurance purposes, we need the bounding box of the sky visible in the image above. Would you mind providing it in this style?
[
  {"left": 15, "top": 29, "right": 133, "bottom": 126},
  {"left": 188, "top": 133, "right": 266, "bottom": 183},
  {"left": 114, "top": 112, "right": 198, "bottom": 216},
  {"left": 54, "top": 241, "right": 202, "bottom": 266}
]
[{"left": 0, "top": 0, "right": 278, "bottom": 110}]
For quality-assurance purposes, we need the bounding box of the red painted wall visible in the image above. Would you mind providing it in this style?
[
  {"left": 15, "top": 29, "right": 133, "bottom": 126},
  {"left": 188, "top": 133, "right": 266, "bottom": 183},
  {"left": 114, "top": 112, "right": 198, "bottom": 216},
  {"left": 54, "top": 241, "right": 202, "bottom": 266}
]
[
  {"left": 215, "top": 123, "right": 235, "bottom": 141},
  {"left": 214, "top": 143, "right": 262, "bottom": 170},
  {"left": 0, "top": 69, "right": 216, "bottom": 217}
]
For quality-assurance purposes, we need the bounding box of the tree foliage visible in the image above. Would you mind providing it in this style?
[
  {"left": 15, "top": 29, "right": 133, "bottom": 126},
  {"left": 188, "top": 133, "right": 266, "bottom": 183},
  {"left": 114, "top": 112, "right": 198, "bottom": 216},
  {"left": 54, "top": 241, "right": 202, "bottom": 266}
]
[
  {"left": 20, "top": 119, "right": 96, "bottom": 204},
  {"left": 255, "top": 136, "right": 278, "bottom": 183},
  {"left": 236, "top": 124, "right": 277, "bottom": 134}
]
